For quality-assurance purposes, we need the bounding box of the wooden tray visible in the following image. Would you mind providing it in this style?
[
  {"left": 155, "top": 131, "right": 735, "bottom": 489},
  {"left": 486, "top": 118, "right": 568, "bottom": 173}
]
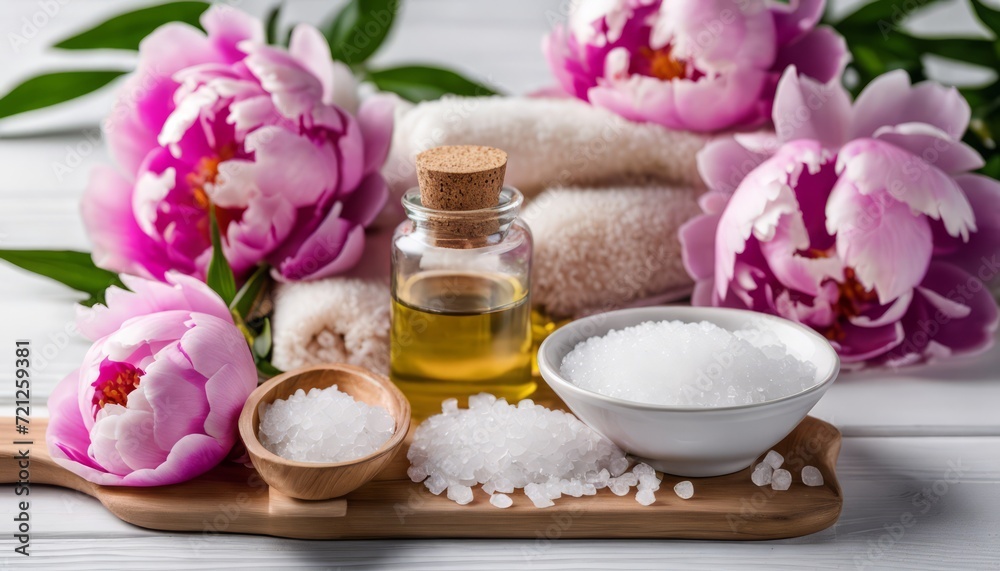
[{"left": 0, "top": 399, "right": 842, "bottom": 540}]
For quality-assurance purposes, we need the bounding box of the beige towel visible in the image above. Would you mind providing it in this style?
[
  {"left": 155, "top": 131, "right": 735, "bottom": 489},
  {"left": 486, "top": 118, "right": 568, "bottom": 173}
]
[
  {"left": 270, "top": 277, "right": 390, "bottom": 374},
  {"left": 525, "top": 186, "right": 701, "bottom": 318},
  {"left": 272, "top": 96, "right": 709, "bottom": 371},
  {"left": 382, "top": 96, "right": 707, "bottom": 200},
  {"left": 270, "top": 227, "right": 392, "bottom": 374}
]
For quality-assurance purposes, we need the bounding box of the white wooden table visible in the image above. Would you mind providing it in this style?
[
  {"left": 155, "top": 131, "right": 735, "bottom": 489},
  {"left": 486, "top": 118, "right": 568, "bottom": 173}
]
[{"left": 2, "top": 1, "right": 999, "bottom": 569}]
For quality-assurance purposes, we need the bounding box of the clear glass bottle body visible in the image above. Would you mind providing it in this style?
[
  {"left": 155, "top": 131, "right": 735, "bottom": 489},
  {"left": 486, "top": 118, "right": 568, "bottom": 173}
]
[{"left": 390, "top": 187, "right": 535, "bottom": 415}]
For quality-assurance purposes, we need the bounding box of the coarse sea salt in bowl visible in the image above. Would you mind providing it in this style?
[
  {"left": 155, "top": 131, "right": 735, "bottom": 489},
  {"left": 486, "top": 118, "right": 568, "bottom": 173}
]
[
  {"left": 537, "top": 306, "right": 839, "bottom": 477},
  {"left": 239, "top": 364, "right": 410, "bottom": 500}
]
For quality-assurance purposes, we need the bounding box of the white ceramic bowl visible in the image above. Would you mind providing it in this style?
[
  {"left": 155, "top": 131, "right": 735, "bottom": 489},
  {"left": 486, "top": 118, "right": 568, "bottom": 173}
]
[{"left": 538, "top": 306, "right": 840, "bottom": 477}]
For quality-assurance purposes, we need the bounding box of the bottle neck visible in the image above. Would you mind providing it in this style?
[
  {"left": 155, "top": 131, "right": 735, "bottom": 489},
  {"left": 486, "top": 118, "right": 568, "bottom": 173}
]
[{"left": 402, "top": 187, "right": 523, "bottom": 246}]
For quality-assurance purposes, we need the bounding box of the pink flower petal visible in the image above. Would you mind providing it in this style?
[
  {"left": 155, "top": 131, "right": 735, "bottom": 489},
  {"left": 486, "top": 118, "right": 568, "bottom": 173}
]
[
  {"left": 935, "top": 174, "right": 1000, "bottom": 276},
  {"left": 888, "top": 262, "right": 999, "bottom": 361},
  {"left": 826, "top": 182, "right": 932, "bottom": 304},
  {"left": 288, "top": 24, "right": 337, "bottom": 105},
  {"left": 773, "top": 26, "right": 850, "bottom": 84},
  {"left": 680, "top": 212, "right": 721, "bottom": 282},
  {"left": 697, "top": 137, "right": 770, "bottom": 194},
  {"left": 832, "top": 321, "right": 905, "bottom": 363},
  {"left": 200, "top": 5, "right": 264, "bottom": 63},
  {"left": 771, "top": 0, "right": 826, "bottom": 45},
  {"left": 140, "top": 341, "right": 211, "bottom": 451},
  {"left": 244, "top": 126, "right": 340, "bottom": 206},
  {"left": 113, "top": 406, "right": 167, "bottom": 472},
  {"left": 836, "top": 138, "right": 976, "bottom": 241},
  {"left": 120, "top": 433, "right": 228, "bottom": 486},
  {"left": 81, "top": 166, "right": 170, "bottom": 280},
  {"left": 714, "top": 140, "right": 826, "bottom": 298},
  {"left": 873, "top": 122, "right": 984, "bottom": 174},
  {"left": 356, "top": 94, "right": 395, "bottom": 176},
  {"left": 849, "top": 70, "right": 971, "bottom": 140},
  {"left": 46, "top": 370, "right": 101, "bottom": 472},
  {"left": 181, "top": 314, "right": 256, "bottom": 441},
  {"left": 77, "top": 272, "right": 231, "bottom": 341},
  {"left": 89, "top": 409, "right": 133, "bottom": 476},
  {"left": 772, "top": 66, "right": 852, "bottom": 150}
]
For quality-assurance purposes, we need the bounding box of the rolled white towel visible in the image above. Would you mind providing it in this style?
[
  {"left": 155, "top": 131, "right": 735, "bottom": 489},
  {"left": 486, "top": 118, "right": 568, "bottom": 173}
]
[
  {"left": 270, "top": 227, "right": 392, "bottom": 374},
  {"left": 270, "top": 277, "right": 391, "bottom": 375},
  {"left": 524, "top": 186, "right": 700, "bottom": 318},
  {"left": 382, "top": 96, "right": 707, "bottom": 200}
]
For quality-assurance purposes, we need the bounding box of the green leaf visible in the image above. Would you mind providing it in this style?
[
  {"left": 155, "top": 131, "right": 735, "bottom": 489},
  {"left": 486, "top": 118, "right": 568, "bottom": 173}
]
[
  {"left": 230, "top": 264, "right": 270, "bottom": 320},
  {"left": 0, "top": 250, "right": 124, "bottom": 305},
  {"left": 265, "top": 3, "right": 283, "bottom": 46},
  {"left": 206, "top": 208, "right": 237, "bottom": 305},
  {"left": 255, "top": 357, "right": 284, "bottom": 379},
  {"left": 982, "top": 153, "right": 1000, "bottom": 180},
  {"left": 366, "top": 65, "right": 498, "bottom": 102},
  {"left": 323, "top": 0, "right": 398, "bottom": 65},
  {"left": 0, "top": 70, "right": 127, "bottom": 121},
  {"left": 54, "top": 1, "right": 210, "bottom": 51},
  {"left": 832, "top": 0, "right": 947, "bottom": 26},
  {"left": 971, "top": 0, "right": 1000, "bottom": 38},
  {"left": 253, "top": 317, "right": 273, "bottom": 360},
  {"left": 906, "top": 35, "right": 999, "bottom": 68}
]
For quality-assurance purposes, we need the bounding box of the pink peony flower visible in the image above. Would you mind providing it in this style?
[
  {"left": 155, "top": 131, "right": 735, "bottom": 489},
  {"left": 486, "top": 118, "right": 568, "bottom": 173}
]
[
  {"left": 543, "top": 0, "right": 848, "bottom": 132},
  {"left": 681, "top": 67, "right": 1000, "bottom": 367},
  {"left": 84, "top": 6, "right": 393, "bottom": 282},
  {"left": 46, "top": 273, "right": 257, "bottom": 486}
]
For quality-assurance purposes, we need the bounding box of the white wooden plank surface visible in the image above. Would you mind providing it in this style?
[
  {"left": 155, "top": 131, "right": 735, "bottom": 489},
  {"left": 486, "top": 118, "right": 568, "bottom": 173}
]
[{"left": 2, "top": 1, "right": 1000, "bottom": 569}]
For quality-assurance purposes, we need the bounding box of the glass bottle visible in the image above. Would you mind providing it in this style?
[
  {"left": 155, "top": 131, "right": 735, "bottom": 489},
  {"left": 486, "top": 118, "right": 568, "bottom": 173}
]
[{"left": 390, "top": 161, "right": 535, "bottom": 416}]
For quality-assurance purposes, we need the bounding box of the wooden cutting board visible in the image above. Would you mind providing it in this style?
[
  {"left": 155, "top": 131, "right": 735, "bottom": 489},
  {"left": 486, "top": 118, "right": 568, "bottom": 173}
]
[{"left": 0, "top": 395, "right": 842, "bottom": 540}]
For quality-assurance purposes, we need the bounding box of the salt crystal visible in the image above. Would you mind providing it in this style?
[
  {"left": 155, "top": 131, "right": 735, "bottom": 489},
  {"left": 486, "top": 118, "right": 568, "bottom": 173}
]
[
  {"left": 771, "top": 468, "right": 792, "bottom": 491},
  {"left": 751, "top": 463, "right": 773, "bottom": 486},
  {"left": 447, "top": 485, "right": 474, "bottom": 505},
  {"left": 633, "top": 463, "right": 655, "bottom": 478},
  {"left": 559, "top": 320, "right": 816, "bottom": 407},
  {"left": 608, "top": 478, "right": 630, "bottom": 496},
  {"left": 801, "top": 465, "right": 824, "bottom": 487},
  {"left": 674, "top": 480, "right": 694, "bottom": 500},
  {"left": 258, "top": 385, "right": 393, "bottom": 463},
  {"left": 525, "top": 483, "right": 554, "bottom": 508},
  {"left": 763, "top": 450, "right": 784, "bottom": 470},
  {"left": 442, "top": 398, "right": 458, "bottom": 414},
  {"left": 407, "top": 466, "right": 427, "bottom": 483},
  {"left": 490, "top": 493, "right": 513, "bottom": 508},
  {"left": 635, "top": 488, "right": 656, "bottom": 506}
]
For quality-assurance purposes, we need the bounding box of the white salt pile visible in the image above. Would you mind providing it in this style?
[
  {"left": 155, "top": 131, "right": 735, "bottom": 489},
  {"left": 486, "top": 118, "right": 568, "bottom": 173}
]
[
  {"left": 560, "top": 320, "right": 817, "bottom": 407},
  {"left": 258, "top": 386, "right": 394, "bottom": 463},
  {"left": 407, "top": 394, "right": 662, "bottom": 507}
]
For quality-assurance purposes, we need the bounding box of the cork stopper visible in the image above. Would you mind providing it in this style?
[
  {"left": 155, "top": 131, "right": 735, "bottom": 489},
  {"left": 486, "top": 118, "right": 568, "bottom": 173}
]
[{"left": 416, "top": 146, "right": 507, "bottom": 211}]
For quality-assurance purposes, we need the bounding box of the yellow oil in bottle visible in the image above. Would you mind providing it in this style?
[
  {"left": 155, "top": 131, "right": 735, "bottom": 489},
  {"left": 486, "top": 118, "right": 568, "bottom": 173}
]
[{"left": 390, "top": 270, "right": 536, "bottom": 416}]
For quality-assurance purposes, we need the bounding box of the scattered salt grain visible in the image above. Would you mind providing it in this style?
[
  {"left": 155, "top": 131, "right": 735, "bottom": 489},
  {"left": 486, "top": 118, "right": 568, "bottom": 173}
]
[
  {"left": 801, "top": 466, "right": 824, "bottom": 487},
  {"left": 674, "top": 480, "right": 694, "bottom": 500},
  {"left": 763, "top": 449, "right": 784, "bottom": 470},
  {"left": 560, "top": 321, "right": 817, "bottom": 407},
  {"left": 258, "top": 386, "right": 394, "bottom": 463},
  {"left": 771, "top": 468, "right": 792, "bottom": 491},
  {"left": 447, "top": 485, "right": 474, "bottom": 505},
  {"left": 408, "top": 394, "right": 661, "bottom": 508},
  {"left": 490, "top": 493, "right": 513, "bottom": 508},
  {"left": 751, "top": 462, "right": 773, "bottom": 486},
  {"left": 635, "top": 488, "right": 656, "bottom": 506}
]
